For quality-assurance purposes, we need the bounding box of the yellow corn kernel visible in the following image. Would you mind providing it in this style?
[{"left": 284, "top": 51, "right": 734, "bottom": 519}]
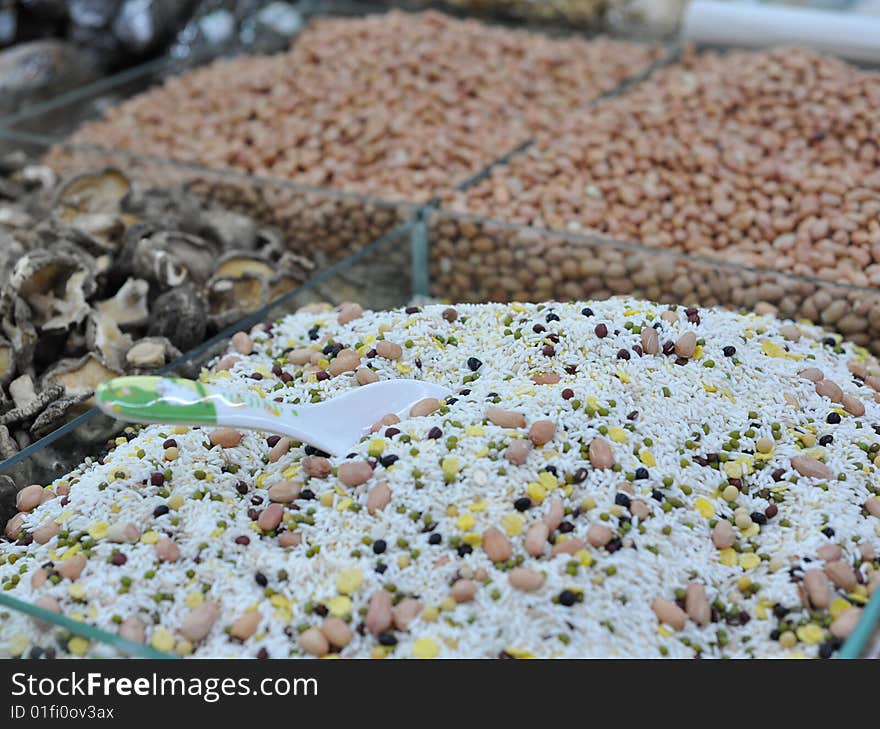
[
  {"left": 413, "top": 638, "right": 439, "bottom": 658},
  {"left": 370, "top": 646, "right": 386, "bottom": 659},
  {"left": 538, "top": 472, "right": 558, "bottom": 490},
  {"left": 319, "top": 492, "right": 334, "bottom": 508},
  {"left": 397, "top": 554, "right": 411, "bottom": 569},
  {"left": 68, "top": 583, "right": 86, "bottom": 600},
  {"left": 421, "top": 606, "right": 439, "bottom": 622},
  {"left": 175, "top": 639, "right": 194, "bottom": 656},
  {"left": 465, "top": 425, "right": 484, "bottom": 437},
  {"left": 462, "top": 533, "right": 483, "bottom": 547},
  {"left": 185, "top": 591, "right": 204, "bottom": 608},
  {"left": 574, "top": 549, "right": 593, "bottom": 567},
  {"left": 468, "top": 500, "right": 488, "bottom": 513},
  {"left": 608, "top": 427, "right": 627, "bottom": 443},
  {"left": 796, "top": 624, "right": 824, "bottom": 645},
  {"left": 442, "top": 457, "right": 460, "bottom": 480},
  {"left": 829, "top": 598, "right": 851, "bottom": 620},
  {"left": 737, "top": 576, "right": 752, "bottom": 592},
  {"left": 502, "top": 646, "right": 533, "bottom": 659},
  {"left": 140, "top": 531, "right": 160, "bottom": 545},
  {"left": 327, "top": 596, "right": 352, "bottom": 618},
  {"left": 526, "top": 482, "right": 547, "bottom": 504},
  {"left": 456, "top": 514, "right": 475, "bottom": 531},
  {"left": 739, "top": 553, "right": 761, "bottom": 570},
  {"left": 368, "top": 439, "right": 385, "bottom": 457},
  {"left": 439, "top": 597, "right": 457, "bottom": 612},
  {"left": 88, "top": 522, "right": 109, "bottom": 540},
  {"left": 336, "top": 568, "right": 364, "bottom": 595},
  {"left": 150, "top": 629, "right": 175, "bottom": 653},
  {"left": 172, "top": 425, "right": 188, "bottom": 435},
  {"left": 694, "top": 498, "right": 715, "bottom": 519},
  {"left": 719, "top": 548, "right": 737, "bottom": 567},
  {"left": 501, "top": 513, "right": 524, "bottom": 537},
  {"left": 639, "top": 450, "right": 656, "bottom": 467},
  {"left": 68, "top": 637, "right": 90, "bottom": 656},
  {"left": 169, "top": 494, "right": 185, "bottom": 511},
  {"left": 581, "top": 497, "right": 596, "bottom": 511},
  {"left": 336, "top": 498, "right": 353, "bottom": 512}
]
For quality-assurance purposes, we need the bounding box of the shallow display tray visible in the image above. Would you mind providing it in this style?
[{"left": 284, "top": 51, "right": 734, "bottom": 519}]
[
  {"left": 0, "top": 223, "right": 414, "bottom": 658},
  {"left": 423, "top": 210, "right": 880, "bottom": 356}
]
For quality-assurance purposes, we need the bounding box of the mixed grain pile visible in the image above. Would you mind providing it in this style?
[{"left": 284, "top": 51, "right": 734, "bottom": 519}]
[
  {"left": 52, "top": 11, "right": 662, "bottom": 202},
  {"left": 1, "top": 299, "right": 879, "bottom": 658}
]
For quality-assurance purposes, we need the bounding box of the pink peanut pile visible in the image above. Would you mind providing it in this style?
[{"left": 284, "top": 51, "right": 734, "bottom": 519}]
[
  {"left": 449, "top": 47, "right": 880, "bottom": 286},
  {"left": 56, "top": 11, "right": 661, "bottom": 203}
]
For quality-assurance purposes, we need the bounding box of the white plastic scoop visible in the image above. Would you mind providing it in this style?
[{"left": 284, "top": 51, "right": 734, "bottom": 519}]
[{"left": 95, "top": 376, "right": 453, "bottom": 457}]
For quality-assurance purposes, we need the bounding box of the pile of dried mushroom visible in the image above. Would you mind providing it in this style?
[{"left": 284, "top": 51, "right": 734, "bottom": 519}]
[{"left": 0, "top": 153, "right": 314, "bottom": 463}]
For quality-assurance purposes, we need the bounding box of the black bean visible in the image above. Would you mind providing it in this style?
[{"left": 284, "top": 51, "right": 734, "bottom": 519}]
[
  {"left": 379, "top": 455, "right": 399, "bottom": 468},
  {"left": 616, "top": 349, "right": 630, "bottom": 360},
  {"left": 532, "top": 324, "right": 546, "bottom": 333},
  {"left": 826, "top": 412, "right": 841, "bottom": 424},
  {"left": 373, "top": 539, "right": 387, "bottom": 554},
  {"left": 266, "top": 435, "right": 281, "bottom": 447},
  {"left": 615, "top": 493, "right": 631, "bottom": 508},
  {"left": 514, "top": 497, "right": 532, "bottom": 511},
  {"left": 255, "top": 572, "right": 268, "bottom": 587},
  {"left": 457, "top": 544, "right": 473, "bottom": 557},
  {"left": 581, "top": 307, "right": 594, "bottom": 317},
  {"left": 546, "top": 313, "right": 560, "bottom": 322},
  {"left": 300, "top": 489, "right": 315, "bottom": 500},
  {"left": 162, "top": 439, "right": 177, "bottom": 449},
  {"left": 634, "top": 467, "right": 649, "bottom": 480},
  {"left": 722, "top": 346, "right": 736, "bottom": 357},
  {"left": 818, "top": 435, "right": 833, "bottom": 446},
  {"left": 428, "top": 533, "right": 442, "bottom": 545},
  {"left": 821, "top": 526, "right": 835, "bottom": 538},
  {"left": 467, "top": 357, "right": 482, "bottom": 371},
  {"left": 558, "top": 590, "right": 577, "bottom": 607},
  {"left": 378, "top": 633, "right": 398, "bottom": 646},
  {"left": 375, "top": 563, "right": 387, "bottom": 574},
  {"left": 152, "top": 505, "right": 170, "bottom": 518},
  {"left": 572, "top": 468, "right": 588, "bottom": 483},
  {"left": 427, "top": 427, "right": 442, "bottom": 439},
  {"left": 750, "top": 512, "right": 767, "bottom": 525}
]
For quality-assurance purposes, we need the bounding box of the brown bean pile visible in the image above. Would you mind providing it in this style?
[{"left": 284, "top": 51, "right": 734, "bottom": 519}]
[
  {"left": 447, "top": 47, "right": 880, "bottom": 285},
  {"left": 56, "top": 11, "right": 662, "bottom": 203}
]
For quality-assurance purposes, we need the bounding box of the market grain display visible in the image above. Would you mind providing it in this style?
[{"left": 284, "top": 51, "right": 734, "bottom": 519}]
[{"left": 1, "top": 300, "right": 878, "bottom": 658}]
